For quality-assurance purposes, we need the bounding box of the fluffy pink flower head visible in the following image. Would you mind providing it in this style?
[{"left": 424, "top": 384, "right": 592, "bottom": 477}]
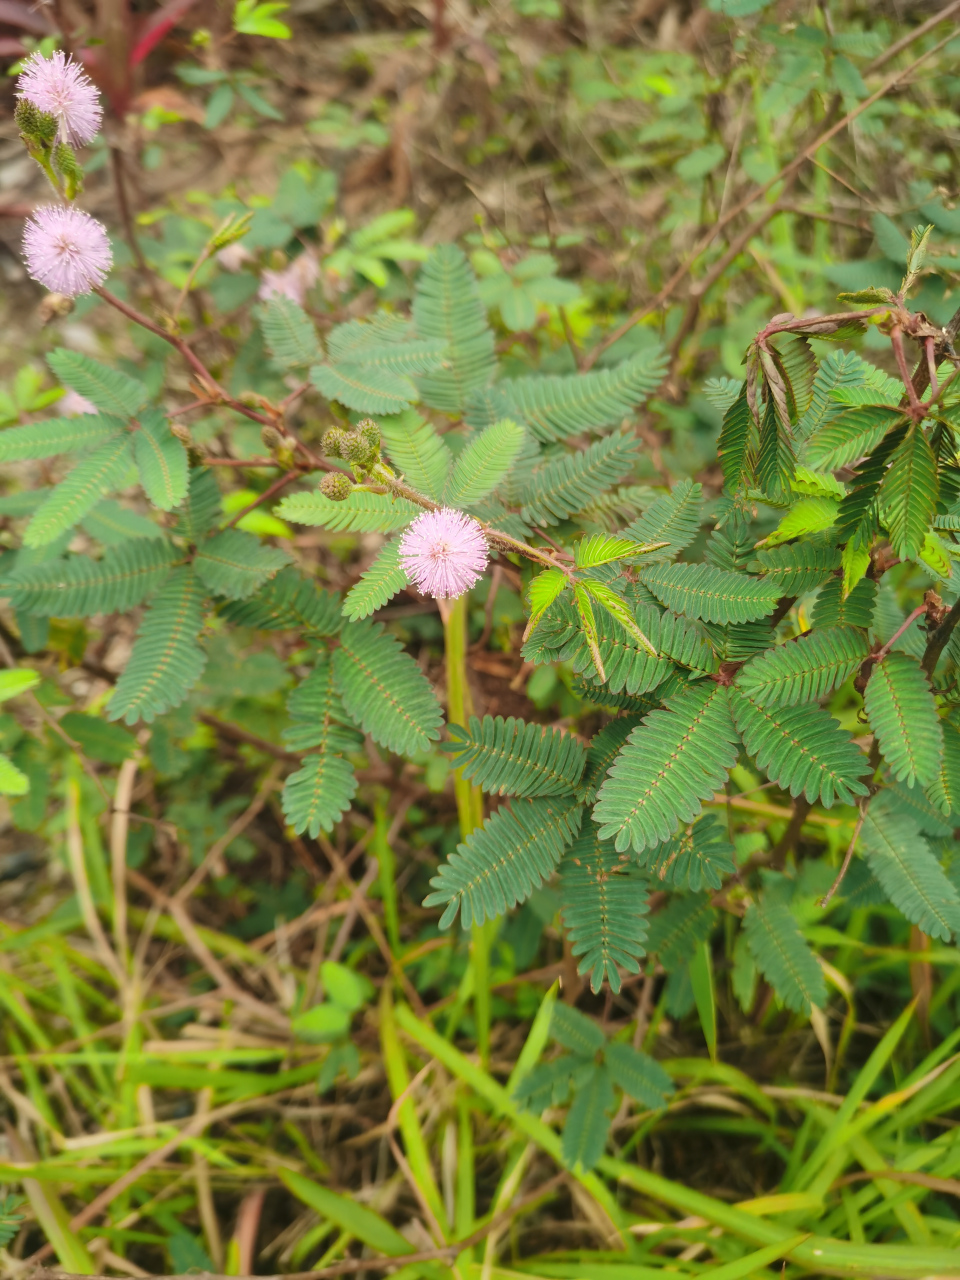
[
  {"left": 23, "top": 205, "right": 112, "bottom": 297},
  {"left": 258, "top": 252, "right": 320, "bottom": 306},
  {"left": 58, "top": 388, "right": 97, "bottom": 417},
  {"left": 399, "top": 508, "right": 489, "bottom": 600},
  {"left": 16, "top": 50, "right": 102, "bottom": 148}
]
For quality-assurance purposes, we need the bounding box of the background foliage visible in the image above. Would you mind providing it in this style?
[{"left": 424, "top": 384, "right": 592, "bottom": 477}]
[{"left": 3, "top": 2, "right": 960, "bottom": 1278}]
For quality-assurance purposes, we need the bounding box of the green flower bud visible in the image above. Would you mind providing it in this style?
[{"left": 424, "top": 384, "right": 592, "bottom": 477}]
[
  {"left": 322, "top": 427, "right": 347, "bottom": 458},
  {"left": 261, "top": 425, "right": 285, "bottom": 452},
  {"left": 356, "top": 418, "right": 381, "bottom": 450},
  {"left": 339, "top": 431, "right": 373, "bottom": 466},
  {"left": 52, "top": 142, "right": 84, "bottom": 198},
  {"left": 15, "top": 100, "right": 58, "bottom": 146},
  {"left": 320, "top": 471, "right": 353, "bottom": 501}
]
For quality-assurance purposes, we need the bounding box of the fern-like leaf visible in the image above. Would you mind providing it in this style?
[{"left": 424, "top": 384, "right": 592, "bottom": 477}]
[
  {"left": 578, "top": 715, "right": 643, "bottom": 803},
  {"left": 107, "top": 567, "right": 207, "bottom": 724},
  {"left": 605, "top": 1041, "right": 674, "bottom": 1108},
  {"left": 133, "top": 409, "right": 189, "bottom": 511},
  {"left": 0, "top": 413, "right": 123, "bottom": 461},
  {"left": 443, "top": 419, "right": 526, "bottom": 507},
  {"left": 718, "top": 383, "right": 753, "bottom": 492},
  {"left": 811, "top": 576, "right": 877, "bottom": 629},
  {"left": 562, "top": 1062, "right": 613, "bottom": 1170},
  {"left": 624, "top": 479, "right": 702, "bottom": 561},
  {"left": 281, "top": 656, "right": 359, "bottom": 835},
  {"left": 730, "top": 687, "right": 869, "bottom": 806},
  {"left": 259, "top": 296, "right": 321, "bottom": 369},
  {"left": 220, "top": 566, "right": 342, "bottom": 634},
  {"left": 594, "top": 683, "right": 740, "bottom": 853},
  {"left": 47, "top": 348, "right": 147, "bottom": 418},
  {"left": 82, "top": 499, "right": 164, "bottom": 545},
  {"left": 423, "top": 796, "right": 583, "bottom": 928},
  {"left": 194, "top": 528, "right": 289, "bottom": 600},
  {"left": 518, "top": 430, "right": 638, "bottom": 526},
  {"left": 860, "top": 794, "right": 960, "bottom": 941},
  {"left": 560, "top": 828, "right": 649, "bottom": 993},
  {"left": 311, "top": 362, "right": 419, "bottom": 414},
  {"left": 342, "top": 535, "right": 406, "bottom": 621},
  {"left": 23, "top": 435, "right": 132, "bottom": 548},
  {"left": 412, "top": 244, "right": 496, "bottom": 413},
  {"left": 447, "top": 714, "right": 586, "bottom": 797},
  {"left": 176, "top": 468, "right": 223, "bottom": 544},
  {"left": 795, "top": 349, "right": 874, "bottom": 441},
  {"left": 736, "top": 627, "right": 870, "bottom": 708},
  {"left": 6, "top": 540, "right": 178, "bottom": 616},
  {"left": 864, "top": 651, "right": 943, "bottom": 788},
  {"left": 640, "top": 814, "right": 735, "bottom": 891},
  {"left": 379, "top": 410, "right": 452, "bottom": 500},
  {"left": 277, "top": 488, "right": 419, "bottom": 533},
  {"left": 803, "top": 404, "right": 905, "bottom": 470},
  {"left": 751, "top": 543, "right": 841, "bottom": 597},
  {"left": 493, "top": 349, "right": 667, "bottom": 443},
  {"left": 646, "top": 892, "right": 716, "bottom": 968},
  {"left": 880, "top": 424, "right": 938, "bottom": 560},
  {"left": 637, "top": 562, "right": 781, "bottom": 625},
  {"left": 333, "top": 619, "right": 443, "bottom": 754},
  {"left": 743, "top": 895, "right": 826, "bottom": 1013},
  {"left": 557, "top": 600, "right": 672, "bottom": 695}
]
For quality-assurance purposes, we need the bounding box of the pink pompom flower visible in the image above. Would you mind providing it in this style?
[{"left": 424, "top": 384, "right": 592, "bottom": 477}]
[
  {"left": 399, "top": 508, "right": 489, "bottom": 600},
  {"left": 258, "top": 252, "right": 319, "bottom": 306},
  {"left": 16, "top": 50, "right": 102, "bottom": 148},
  {"left": 23, "top": 205, "right": 112, "bottom": 297}
]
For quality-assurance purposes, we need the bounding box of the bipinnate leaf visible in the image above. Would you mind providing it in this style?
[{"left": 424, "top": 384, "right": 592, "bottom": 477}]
[
  {"left": 443, "top": 418, "right": 525, "bottom": 507},
  {"left": 925, "top": 716, "right": 960, "bottom": 818},
  {"left": 604, "top": 1042, "right": 674, "bottom": 1108},
  {"left": 6, "top": 540, "right": 178, "bottom": 616},
  {"left": 646, "top": 892, "right": 716, "bottom": 969},
  {"left": 0, "top": 413, "right": 123, "bottom": 461},
  {"left": 730, "top": 687, "right": 869, "bottom": 807},
  {"left": 560, "top": 829, "right": 649, "bottom": 994},
  {"left": 574, "top": 534, "right": 648, "bottom": 569},
  {"left": 176, "top": 468, "right": 223, "bottom": 543},
  {"left": 624, "top": 479, "right": 702, "bottom": 561},
  {"left": 561, "top": 1062, "right": 613, "bottom": 1171},
  {"left": 277, "top": 488, "right": 419, "bottom": 533},
  {"left": 638, "top": 562, "right": 781, "bottom": 625},
  {"left": 333, "top": 619, "right": 443, "bottom": 755},
  {"left": 751, "top": 543, "right": 841, "bottom": 597},
  {"left": 311, "top": 362, "right": 419, "bottom": 415},
  {"left": 718, "top": 383, "right": 752, "bottom": 492},
  {"left": 518, "top": 430, "right": 638, "bottom": 526},
  {"left": 864, "top": 651, "right": 943, "bottom": 788},
  {"left": 860, "top": 794, "right": 960, "bottom": 941},
  {"left": 23, "top": 435, "right": 133, "bottom": 547},
  {"left": 640, "top": 814, "right": 735, "bottom": 892},
  {"left": 550, "top": 1002, "right": 605, "bottom": 1055},
  {"left": 342, "top": 535, "right": 406, "bottom": 621},
  {"left": 558, "top": 595, "right": 669, "bottom": 695},
  {"left": 281, "top": 656, "right": 359, "bottom": 837},
  {"left": 379, "top": 411, "right": 452, "bottom": 500},
  {"left": 194, "top": 529, "right": 290, "bottom": 600},
  {"left": 526, "top": 568, "right": 569, "bottom": 637},
  {"left": 880, "top": 424, "right": 938, "bottom": 560},
  {"left": 743, "top": 895, "right": 826, "bottom": 1014},
  {"left": 803, "top": 404, "right": 904, "bottom": 470},
  {"left": 423, "top": 796, "right": 582, "bottom": 928},
  {"left": 736, "top": 627, "right": 870, "bottom": 708},
  {"left": 133, "top": 409, "right": 189, "bottom": 511},
  {"left": 82, "top": 499, "right": 163, "bottom": 545},
  {"left": 594, "top": 683, "right": 739, "bottom": 853},
  {"left": 259, "top": 296, "right": 321, "bottom": 369},
  {"left": 107, "top": 567, "right": 207, "bottom": 725},
  {"left": 811, "top": 576, "right": 876, "bottom": 629},
  {"left": 446, "top": 714, "right": 586, "bottom": 797},
  {"left": 0, "top": 754, "right": 29, "bottom": 796},
  {"left": 47, "top": 348, "right": 147, "bottom": 418},
  {"left": 220, "top": 566, "right": 342, "bottom": 634}
]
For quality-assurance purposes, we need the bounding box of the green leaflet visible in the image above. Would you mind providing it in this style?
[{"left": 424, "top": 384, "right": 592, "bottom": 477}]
[
  {"left": 803, "top": 403, "right": 905, "bottom": 470},
  {"left": 718, "top": 382, "right": 753, "bottom": 493},
  {"left": 0, "top": 413, "right": 124, "bottom": 461},
  {"left": 743, "top": 895, "right": 826, "bottom": 1014},
  {"left": 193, "top": 528, "right": 290, "bottom": 600},
  {"left": 258, "top": 296, "right": 321, "bottom": 369},
  {"left": 751, "top": 542, "right": 841, "bottom": 597},
  {"left": 730, "top": 687, "right": 870, "bottom": 807},
  {"left": 880, "top": 425, "right": 938, "bottom": 560},
  {"left": 604, "top": 1042, "right": 674, "bottom": 1108},
  {"left": 378, "top": 411, "right": 452, "bottom": 500},
  {"left": 342, "top": 535, "right": 406, "bottom": 621},
  {"left": 82, "top": 499, "right": 164, "bottom": 545},
  {"left": 220, "top": 566, "right": 342, "bottom": 634},
  {"left": 551, "top": 1002, "right": 605, "bottom": 1055},
  {"left": 47, "top": 348, "right": 147, "bottom": 418},
  {"left": 593, "top": 683, "right": 740, "bottom": 853},
  {"left": 333, "top": 619, "right": 443, "bottom": 755},
  {"left": 492, "top": 349, "right": 667, "bottom": 443},
  {"left": 860, "top": 794, "right": 960, "bottom": 942},
  {"left": 578, "top": 715, "right": 643, "bottom": 803},
  {"left": 562, "top": 1062, "right": 613, "bottom": 1170},
  {"left": 311, "top": 362, "right": 419, "bottom": 414},
  {"left": 423, "top": 796, "right": 583, "bottom": 929},
  {"left": 443, "top": 418, "right": 526, "bottom": 507},
  {"left": 637, "top": 562, "right": 781, "bottom": 625},
  {"left": 640, "top": 814, "right": 736, "bottom": 892},
  {"left": 6, "top": 540, "right": 179, "bottom": 617},
  {"left": 624, "top": 479, "right": 702, "bottom": 561},
  {"left": 557, "top": 598, "right": 673, "bottom": 695},
  {"left": 645, "top": 892, "right": 716, "bottom": 969},
  {"left": 560, "top": 828, "right": 650, "bottom": 994},
  {"left": 277, "top": 488, "right": 419, "bottom": 533},
  {"left": 864, "top": 651, "right": 943, "bottom": 789},
  {"left": 795, "top": 349, "right": 881, "bottom": 442},
  {"left": 133, "top": 409, "right": 189, "bottom": 511},
  {"left": 762, "top": 497, "right": 839, "bottom": 547},
  {"left": 107, "top": 567, "right": 207, "bottom": 725},
  {"left": 736, "top": 627, "right": 870, "bottom": 708},
  {"left": 176, "top": 468, "right": 223, "bottom": 544},
  {"left": 281, "top": 657, "right": 359, "bottom": 837},
  {"left": 811, "top": 576, "right": 877, "bottom": 629},
  {"left": 446, "top": 714, "right": 586, "bottom": 797},
  {"left": 925, "top": 716, "right": 960, "bottom": 818},
  {"left": 412, "top": 244, "right": 496, "bottom": 414},
  {"left": 23, "top": 435, "right": 132, "bottom": 548},
  {"left": 518, "top": 430, "right": 638, "bottom": 527},
  {"left": 834, "top": 422, "right": 908, "bottom": 549}
]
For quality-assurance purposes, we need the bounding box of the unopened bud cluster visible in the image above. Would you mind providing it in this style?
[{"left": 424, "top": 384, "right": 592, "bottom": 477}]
[{"left": 322, "top": 418, "right": 382, "bottom": 476}]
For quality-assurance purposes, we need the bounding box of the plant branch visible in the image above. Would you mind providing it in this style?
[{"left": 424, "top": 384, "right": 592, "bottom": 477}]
[
  {"left": 820, "top": 802, "right": 868, "bottom": 908},
  {"left": 922, "top": 594, "right": 960, "bottom": 677}
]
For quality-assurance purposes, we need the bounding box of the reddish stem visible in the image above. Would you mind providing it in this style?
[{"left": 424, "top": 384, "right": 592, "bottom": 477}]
[{"left": 225, "top": 470, "right": 300, "bottom": 529}]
